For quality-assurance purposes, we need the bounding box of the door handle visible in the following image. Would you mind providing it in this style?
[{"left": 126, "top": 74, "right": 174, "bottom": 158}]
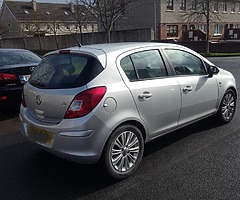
[
  {"left": 138, "top": 92, "right": 152, "bottom": 100},
  {"left": 183, "top": 86, "right": 193, "bottom": 93}
]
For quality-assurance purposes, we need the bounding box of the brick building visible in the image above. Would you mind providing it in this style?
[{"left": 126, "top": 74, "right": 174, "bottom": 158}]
[{"left": 117, "top": 0, "right": 240, "bottom": 42}]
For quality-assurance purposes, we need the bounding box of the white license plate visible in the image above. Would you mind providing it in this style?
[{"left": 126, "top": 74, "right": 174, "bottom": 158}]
[{"left": 19, "top": 75, "right": 31, "bottom": 83}]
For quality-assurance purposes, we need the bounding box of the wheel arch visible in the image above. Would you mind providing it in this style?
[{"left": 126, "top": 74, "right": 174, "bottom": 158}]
[
  {"left": 111, "top": 120, "right": 147, "bottom": 142},
  {"left": 228, "top": 86, "right": 238, "bottom": 99},
  {"left": 100, "top": 119, "right": 147, "bottom": 159}
]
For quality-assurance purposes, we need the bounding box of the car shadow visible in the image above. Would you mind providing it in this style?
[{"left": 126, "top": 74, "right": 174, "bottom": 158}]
[{"left": 143, "top": 116, "right": 220, "bottom": 157}]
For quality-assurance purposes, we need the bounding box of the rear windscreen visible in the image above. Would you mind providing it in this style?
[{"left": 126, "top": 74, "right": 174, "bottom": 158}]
[
  {"left": 29, "top": 53, "right": 103, "bottom": 89},
  {"left": 0, "top": 51, "right": 41, "bottom": 67}
]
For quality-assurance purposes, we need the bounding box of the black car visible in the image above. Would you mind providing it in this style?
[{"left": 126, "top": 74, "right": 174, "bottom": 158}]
[{"left": 0, "top": 49, "right": 41, "bottom": 111}]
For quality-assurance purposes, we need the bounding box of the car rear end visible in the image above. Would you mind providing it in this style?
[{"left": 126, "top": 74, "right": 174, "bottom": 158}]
[
  {"left": 19, "top": 47, "right": 138, "bottom": 163},
  {"left": 0, "top": 49, "right": 41, "bottom": 110}
]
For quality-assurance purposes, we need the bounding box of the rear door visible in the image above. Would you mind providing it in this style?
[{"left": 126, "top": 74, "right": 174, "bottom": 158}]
[
  {"left": 164, "top": 49, "right": 218, "bottom": 125},
  {"left": 119, "top": 49, "right": 181, "bottom": 138}
]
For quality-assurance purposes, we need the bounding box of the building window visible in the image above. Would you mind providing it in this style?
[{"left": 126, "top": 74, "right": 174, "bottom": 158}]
[
  {"left": 180, "top": 0, "right": 186, "bottom": 10},
  {"left": 223, "top": 3, "right": 227, "bottom": 12},
  {"left": 191, "top": 0, "right": 197, "bottom": 11},
  {"left": 233, "top": 24, "right": 240, "bottom": 28},
  {"left": 213, "top": 2, "right": 218, "bottom": 12},
  {"left": 167, "top": 0, "right": 174, "bottom": 10},
  {"left": 214, "top": 24, "right": 222, "bottom": 35},
  {"left": 167, "top": 25, "right": 178, "bottom": 37},
  {"left": 198, "top": 24, "right": 206, "bottom": 32},
  {"left": 231, "top": 3, "right": 235, "bottom": 13},
  {"left": 182, "top": 25, "right": 187, "bottom": 32},
  {"left": 202, "top": 2, "right": 207, "bottom": 10}
]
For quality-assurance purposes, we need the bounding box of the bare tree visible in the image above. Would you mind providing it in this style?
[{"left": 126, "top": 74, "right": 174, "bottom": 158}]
[
  {"left": 67, "top": 1, "right": 87, "bottom": 44},
  {"left": 179, "top": 0, "right": 224, "bottom": 53},
  {"left": 45, "top": 10, "right": 62, "bottom": 49},
  {"left": 78, "top": 0, "right": 136, "bottom": 43},
  {"left": 23, "top": 14, "right": 47, "bottom": 50}
]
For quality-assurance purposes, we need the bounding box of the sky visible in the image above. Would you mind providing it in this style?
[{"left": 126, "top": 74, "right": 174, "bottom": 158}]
[{"left": 0, "top": 0, "right": 68, "bottom": 5}]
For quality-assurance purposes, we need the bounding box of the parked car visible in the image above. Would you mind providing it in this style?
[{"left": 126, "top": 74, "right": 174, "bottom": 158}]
[
  {"left": 0, "top": 49, "right": 41, "bottom": 111},
  {"left": 19, "top": 42, "right": 237, "bottom": 179}
]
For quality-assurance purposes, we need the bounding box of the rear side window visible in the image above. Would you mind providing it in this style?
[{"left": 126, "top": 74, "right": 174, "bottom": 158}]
[
  {"left": 29, "top": 53, "right": 103, "bottom": 89},
  {"left": 120, "top": 50, "right": 168, "bottom": 81}
]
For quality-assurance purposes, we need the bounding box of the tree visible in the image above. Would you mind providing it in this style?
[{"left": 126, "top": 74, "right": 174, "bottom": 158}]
[
  {"left": 66, "top": 1, "right": 88, "bottom": 44},
  {"left": 45, "top": 10, "right": 62, "bottom": 49},
  {"left": 179, "top": 0, "right": 225, "bottom": 53},
  {"left": 23, "top": 14, "right": 47, "bottom": 50},
  {"left": 78, "top": 0, "right": 136, "bottom": 43}
]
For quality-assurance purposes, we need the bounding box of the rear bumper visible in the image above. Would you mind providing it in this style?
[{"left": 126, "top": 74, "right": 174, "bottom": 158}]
[{"left": 19, "top": 106, "right": 110, "bottom": 164}]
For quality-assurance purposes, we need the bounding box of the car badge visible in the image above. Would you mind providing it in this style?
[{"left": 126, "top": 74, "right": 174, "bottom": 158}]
[
  {"left": 30, "top": 67, "right": 36, "bottom": 72},
  {"left": 36, "top": 95, "right": 42, "bottom": 105}
]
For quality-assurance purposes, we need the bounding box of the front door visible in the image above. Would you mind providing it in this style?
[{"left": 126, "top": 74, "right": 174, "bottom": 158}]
[{"left": 164, "top": 49, "right": 218, "bottom": 125}]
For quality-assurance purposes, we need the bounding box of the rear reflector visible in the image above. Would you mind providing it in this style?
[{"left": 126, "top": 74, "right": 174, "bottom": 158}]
[
  {"left": 0, "top": 96, "right": 7, "bottom": 101},
  {"left": 65, "top": 86, "right": 107, "bottom": 119}
]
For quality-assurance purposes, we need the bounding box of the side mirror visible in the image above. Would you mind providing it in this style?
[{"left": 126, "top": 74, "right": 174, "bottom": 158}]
[{"left": 208, "top": 66, "right": 219, "bottom": 78}]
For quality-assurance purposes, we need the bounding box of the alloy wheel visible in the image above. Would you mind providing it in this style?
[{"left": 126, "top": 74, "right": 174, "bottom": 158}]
[{"left": 110, "top": 131, "right": 140, "bottom": 172}]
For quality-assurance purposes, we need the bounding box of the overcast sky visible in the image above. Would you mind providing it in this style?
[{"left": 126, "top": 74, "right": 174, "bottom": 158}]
[{"left": 0, "top": 0, "right": 68, "bottom": 5}]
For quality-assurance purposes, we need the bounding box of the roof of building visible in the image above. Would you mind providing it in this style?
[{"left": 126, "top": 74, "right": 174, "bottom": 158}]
[{"left": 3, "top": 0, "right": 95, "bottom": 22}]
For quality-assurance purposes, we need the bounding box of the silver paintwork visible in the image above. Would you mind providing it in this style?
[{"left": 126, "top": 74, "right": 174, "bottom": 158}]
[{"left": 19, "top": 42, "right": 237, "bottom": 165}]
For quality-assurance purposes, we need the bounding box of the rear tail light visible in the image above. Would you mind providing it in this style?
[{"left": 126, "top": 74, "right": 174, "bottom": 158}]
[
  {"left": 64, "top": 86, "right": 107, "bottom": 119},
  {"left": 0, "top": 73, "right": 17, "bottom": 81}
]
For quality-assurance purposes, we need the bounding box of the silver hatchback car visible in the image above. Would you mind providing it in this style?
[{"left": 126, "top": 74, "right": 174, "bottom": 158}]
[{"left": 20, "top": 42, "right": 237, "bottom": 179}]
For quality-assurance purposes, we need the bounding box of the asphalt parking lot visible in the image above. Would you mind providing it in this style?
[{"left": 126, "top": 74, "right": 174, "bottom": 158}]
[{"left": 0, "top": 56, "right": 240, "bottom": 200}]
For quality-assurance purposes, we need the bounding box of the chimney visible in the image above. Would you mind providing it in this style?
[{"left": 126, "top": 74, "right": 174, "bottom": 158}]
[
  {"left": 32, "top": 0, "right": 37, "bottom": 12},
  {"left": 70, "top": 2, "right": 74, "bottom": 13}
]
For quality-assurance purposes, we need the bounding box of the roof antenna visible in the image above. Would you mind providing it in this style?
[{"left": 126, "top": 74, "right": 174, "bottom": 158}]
[{"left": 71, "top": 33, "right": 82, "bottom": 47}]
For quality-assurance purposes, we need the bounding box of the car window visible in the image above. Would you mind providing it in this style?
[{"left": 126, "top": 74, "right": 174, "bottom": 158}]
[
  {"left": 29, "top": 53, "right": 103, "bottom": 89},
  {"left": 165, "top": 49, "right": 207, "bottom": 76},
  {"left": 120, "top": 50, "right": 167, "bottom": 81},
  {"left": 120, "top": 56, "right": 137, "bottom": 81}
]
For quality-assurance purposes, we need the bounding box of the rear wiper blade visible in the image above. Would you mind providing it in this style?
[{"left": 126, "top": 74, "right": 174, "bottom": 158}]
[{"left": 30, "top": 80, "right": 46, "bottom": 87}]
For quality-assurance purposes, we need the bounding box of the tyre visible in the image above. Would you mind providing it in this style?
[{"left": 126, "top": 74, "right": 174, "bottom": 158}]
[
  {"left": 216, "top": 89, "right": 236, "bottom": 124},
  {"left": 103, "top": 124, "right": 144, "bottom": 179}
]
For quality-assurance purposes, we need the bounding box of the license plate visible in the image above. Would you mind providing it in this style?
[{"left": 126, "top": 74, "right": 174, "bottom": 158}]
[
  {"left": 28, "top": 125, "right": 53, "bottom": 146},
  {"left": 19, "top": 75, "right": 31, "bottom": 83}
]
